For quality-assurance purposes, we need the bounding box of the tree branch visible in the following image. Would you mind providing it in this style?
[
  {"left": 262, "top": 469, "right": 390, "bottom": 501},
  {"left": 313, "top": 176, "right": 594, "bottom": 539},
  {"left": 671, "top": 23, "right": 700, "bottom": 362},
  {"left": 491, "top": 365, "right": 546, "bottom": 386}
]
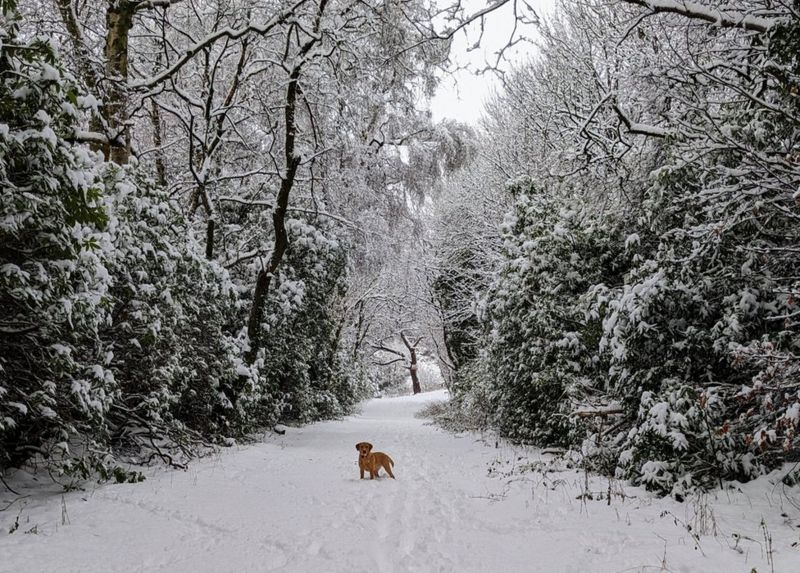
[
  {"left": 372, "top": 357, "right": 407, "bottom": 367},
  {"left": 612, "top": 103, "right": 669, "bottom": 139},
  {"left": 621, "top": 0, "right": 777, "bottom": 33},
  {"left": 371, "top": 343, "right": 405, "bottom": 359},
  {"left": 67, "top": 129, "right": 127, "bottom": 148},
  {"left": 53, "top": 0, "right": 101, "bottom": 91},
  {"left": 130, "top": 0, "right": 310, "bottom": 89},
  {"left": 132, "top": 0, "right": 184, "bottom": 12}
]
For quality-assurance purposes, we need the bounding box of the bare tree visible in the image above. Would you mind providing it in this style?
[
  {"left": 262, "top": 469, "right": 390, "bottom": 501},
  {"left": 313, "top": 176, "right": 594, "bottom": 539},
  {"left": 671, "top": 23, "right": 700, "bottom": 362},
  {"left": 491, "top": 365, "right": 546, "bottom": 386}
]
[{"left": 372, "top": 331, "right": 424, "bottom": 394}]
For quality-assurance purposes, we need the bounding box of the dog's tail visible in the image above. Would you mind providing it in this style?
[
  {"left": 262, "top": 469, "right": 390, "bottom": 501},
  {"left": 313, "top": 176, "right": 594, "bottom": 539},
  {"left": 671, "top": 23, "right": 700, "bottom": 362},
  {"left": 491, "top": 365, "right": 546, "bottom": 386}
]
[{"left": 387, "top": 455, "right": 394, "bottom": 467}]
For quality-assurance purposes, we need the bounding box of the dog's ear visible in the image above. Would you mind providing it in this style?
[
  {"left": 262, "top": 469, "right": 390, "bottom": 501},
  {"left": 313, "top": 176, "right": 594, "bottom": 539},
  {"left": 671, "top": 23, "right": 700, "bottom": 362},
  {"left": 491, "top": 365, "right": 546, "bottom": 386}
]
[{"left": 355, "top": 443, "right": 362, "bottom": 451}]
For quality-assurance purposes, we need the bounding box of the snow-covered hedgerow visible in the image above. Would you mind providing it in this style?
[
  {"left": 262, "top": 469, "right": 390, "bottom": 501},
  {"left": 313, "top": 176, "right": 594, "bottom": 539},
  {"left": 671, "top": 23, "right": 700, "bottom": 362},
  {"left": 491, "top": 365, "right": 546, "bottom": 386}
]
[
  {"left": 241, "top": 215, "right": 364, "bottom": 427},
  {"left": 98, "top": 167, "right": 245, "bottom": 455},
  {"left": 484, "top": 181, "right": 629, "bottom": 447},
  {"left": 0, "top": 7, "right": 366, "bottom": 480},
  {"left": 0, "top": 10, "right": 114, "bottom": 472},
  {"left": 0, "top": 18, "right": 244, "bottom": 476},
  {"left": 432, "top": 0, "right": 800, "bottom": 495}
]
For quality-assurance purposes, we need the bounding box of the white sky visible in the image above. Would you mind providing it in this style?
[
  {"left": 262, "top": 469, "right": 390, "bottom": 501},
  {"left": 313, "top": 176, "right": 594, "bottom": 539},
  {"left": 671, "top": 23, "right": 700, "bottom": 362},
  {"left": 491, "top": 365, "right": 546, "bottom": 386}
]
[{"left": 429, "top": 0, "right": 558, "bottom": 126}]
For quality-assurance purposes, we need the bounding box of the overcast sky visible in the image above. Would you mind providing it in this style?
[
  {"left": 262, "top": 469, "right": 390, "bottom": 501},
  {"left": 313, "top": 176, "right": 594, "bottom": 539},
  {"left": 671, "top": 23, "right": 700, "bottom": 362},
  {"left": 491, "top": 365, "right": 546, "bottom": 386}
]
[{"left": 429, "top": 0, "right": 557, "bottom": 126}]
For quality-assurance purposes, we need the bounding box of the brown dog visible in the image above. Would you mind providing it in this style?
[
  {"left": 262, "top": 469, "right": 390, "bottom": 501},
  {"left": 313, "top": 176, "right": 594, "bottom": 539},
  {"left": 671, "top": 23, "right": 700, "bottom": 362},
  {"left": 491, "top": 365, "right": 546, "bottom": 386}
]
[{"left": 355, "top": 442, "right": 395, "bottom": 480}]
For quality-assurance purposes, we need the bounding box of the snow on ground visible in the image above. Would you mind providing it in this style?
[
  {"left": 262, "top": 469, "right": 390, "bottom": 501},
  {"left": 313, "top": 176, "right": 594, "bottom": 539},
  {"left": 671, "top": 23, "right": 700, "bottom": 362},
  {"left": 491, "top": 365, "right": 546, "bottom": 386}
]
[{"left": 2, "top": 390, "right": 799, "bottom": 572}]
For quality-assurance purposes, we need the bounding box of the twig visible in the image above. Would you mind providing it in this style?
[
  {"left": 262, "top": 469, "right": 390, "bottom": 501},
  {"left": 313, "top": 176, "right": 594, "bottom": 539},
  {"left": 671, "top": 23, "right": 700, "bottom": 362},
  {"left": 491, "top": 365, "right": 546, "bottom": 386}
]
[
  {"left": 0, "top": 472, "right": 21, "bottom": 496},
  {"left": 0, "top": 495, "right": 30, "bottom": 512}
]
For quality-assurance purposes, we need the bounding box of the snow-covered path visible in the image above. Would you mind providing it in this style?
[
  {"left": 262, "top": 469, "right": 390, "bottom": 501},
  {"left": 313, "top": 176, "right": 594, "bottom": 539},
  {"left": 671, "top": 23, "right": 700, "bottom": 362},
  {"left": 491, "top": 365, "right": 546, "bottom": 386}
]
[{"left": 2, "top": 391, "right": 799, "bottom": 572}]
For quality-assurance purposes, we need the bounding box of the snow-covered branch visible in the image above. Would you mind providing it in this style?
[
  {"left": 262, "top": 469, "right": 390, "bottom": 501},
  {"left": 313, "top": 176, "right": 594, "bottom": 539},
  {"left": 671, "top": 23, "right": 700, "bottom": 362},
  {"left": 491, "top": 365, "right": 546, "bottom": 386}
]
[
  {"left": 132, "top": 0, "right": 184, "bottom": 11},
  {"left": 68, "top": 129, "right": 127, "bottom": 148},
  {"left": 621, "top": 0, "right": 778, "bottom": 33},
  {"left": 130, "top": 0, "right": 310, "bottom": 89},
  {"left": 612, "top": 104, "right": 670, "bottom": 139}
]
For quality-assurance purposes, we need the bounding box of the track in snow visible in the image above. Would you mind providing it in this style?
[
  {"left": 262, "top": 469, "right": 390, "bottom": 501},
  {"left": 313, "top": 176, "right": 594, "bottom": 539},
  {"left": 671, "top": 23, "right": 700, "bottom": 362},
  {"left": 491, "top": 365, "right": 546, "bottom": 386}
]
[{"left": 2, "top": 390, "right": 799, "bottom": 572}]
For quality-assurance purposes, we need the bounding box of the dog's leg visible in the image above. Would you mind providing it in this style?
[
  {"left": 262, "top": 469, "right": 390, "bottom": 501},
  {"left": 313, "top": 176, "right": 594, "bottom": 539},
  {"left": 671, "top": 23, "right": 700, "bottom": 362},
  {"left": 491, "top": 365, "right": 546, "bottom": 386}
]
[
  {"left": 384, "top": 455, "right": 395, "bottom": 479},
  {"left": 360, "top": 467, "right": 364, "bottom": 479}
]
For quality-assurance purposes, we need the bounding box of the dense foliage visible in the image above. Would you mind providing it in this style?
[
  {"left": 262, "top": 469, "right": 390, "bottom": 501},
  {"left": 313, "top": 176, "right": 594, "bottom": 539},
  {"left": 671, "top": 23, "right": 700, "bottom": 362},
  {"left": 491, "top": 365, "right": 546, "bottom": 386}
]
[
  {"left": 0, "top": 16, "right": 112, "bottom": 473},
  {"left": 0, "top": 1, "right": 394, "bottom": 480},
  {"left": 432, "top": 0, "right": 800, "bottom": 495}
]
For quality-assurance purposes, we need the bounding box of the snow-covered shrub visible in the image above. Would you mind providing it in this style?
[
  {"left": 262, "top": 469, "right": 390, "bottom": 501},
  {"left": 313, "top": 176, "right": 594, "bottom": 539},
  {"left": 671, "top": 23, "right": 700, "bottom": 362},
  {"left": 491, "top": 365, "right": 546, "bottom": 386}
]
[
  {"left": 0, "top": 9, "right": 113, "bottom": 471},
  {"left": 239, "top": 216, "right": 358, "bottom": 426},
  {"left": 0, "top": 17, "right": 245, "bottom": 473},
  {"left": 483, "top": 181, "right": 627, "bottom": 446},
  {"left": 598, "top": 78, "right": 800, "bottom": 488},
  {"left": 98, "top": 166, "right": 244, "bottom": 449},
  {"left": 0, "top": 6, "right": 245, "bottom": 475},
  {"left": 619, "top": 384, "right": 757, "bottom": 495},
  {"left": 438, "top": 350, "right": 498, "bottom": 432}
]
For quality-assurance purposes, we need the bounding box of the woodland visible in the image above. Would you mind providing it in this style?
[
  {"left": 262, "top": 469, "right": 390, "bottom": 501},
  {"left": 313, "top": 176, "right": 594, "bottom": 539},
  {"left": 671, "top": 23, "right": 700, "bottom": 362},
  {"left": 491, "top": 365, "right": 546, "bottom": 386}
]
[{"left": 1, "top": 0, "right": 799, "bottom": 498}]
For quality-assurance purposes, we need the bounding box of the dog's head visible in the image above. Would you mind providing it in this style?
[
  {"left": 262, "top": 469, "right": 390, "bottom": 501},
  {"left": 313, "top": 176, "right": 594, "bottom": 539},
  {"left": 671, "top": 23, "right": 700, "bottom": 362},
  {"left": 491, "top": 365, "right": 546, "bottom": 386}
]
[{"left": 355, "top": 442, "right": 373, "bottom": 459}]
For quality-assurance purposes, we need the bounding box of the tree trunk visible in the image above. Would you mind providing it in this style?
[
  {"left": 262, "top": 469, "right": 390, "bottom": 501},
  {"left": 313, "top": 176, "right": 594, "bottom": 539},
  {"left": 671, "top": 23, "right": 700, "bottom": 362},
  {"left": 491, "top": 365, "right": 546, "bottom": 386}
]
[
  {"left": 241, "top": 0, "right": 328, "bottom": 387},
  {"left": 351, "top": 300, "right": 370, "bottom": 359},
  {"left": 400, "top": 331, "right": 422, "bottom": 394},
  {"left": 104, "top": 0, "right": 134, "bottom": 163},
  {"left": 54, "top": 0, "right": 100, "bottom": 92},
  {"left": 244, "top": 267, "right": 273, "bottom": 364},
  {"left": 149, "top": 89, "right": 167, "bottom": 187},
  {"left": 329, "top": 320, "right": 344, "bottom": 370},
  {"left": 440, "top": 321, "right": 459, "bottom": 371},
  {"left": 409, "top": 348, "right": 421, "bottom": 394},
  {"left": 54, "top": 0, "right": 107, "bottom": 154},
  {"left": 243, "top": 75, "right": 301, "bottom": 365},
  {"left": 205, "top": 219, "right": 216, "bottom": 260}
]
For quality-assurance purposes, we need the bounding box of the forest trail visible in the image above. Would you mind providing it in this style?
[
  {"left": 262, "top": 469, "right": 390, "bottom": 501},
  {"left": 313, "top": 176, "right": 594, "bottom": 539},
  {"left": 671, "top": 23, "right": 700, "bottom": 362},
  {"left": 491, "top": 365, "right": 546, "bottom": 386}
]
[{"left": 2, "top": 390, "right": 798, "bottom": 573}]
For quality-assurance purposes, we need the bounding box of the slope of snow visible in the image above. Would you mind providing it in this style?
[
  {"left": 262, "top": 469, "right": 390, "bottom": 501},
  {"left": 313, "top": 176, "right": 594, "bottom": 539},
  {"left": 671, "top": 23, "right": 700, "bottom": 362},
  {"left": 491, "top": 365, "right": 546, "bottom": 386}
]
[{"left": 2, "top": 390, "right": 799, "bottom": 572}]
